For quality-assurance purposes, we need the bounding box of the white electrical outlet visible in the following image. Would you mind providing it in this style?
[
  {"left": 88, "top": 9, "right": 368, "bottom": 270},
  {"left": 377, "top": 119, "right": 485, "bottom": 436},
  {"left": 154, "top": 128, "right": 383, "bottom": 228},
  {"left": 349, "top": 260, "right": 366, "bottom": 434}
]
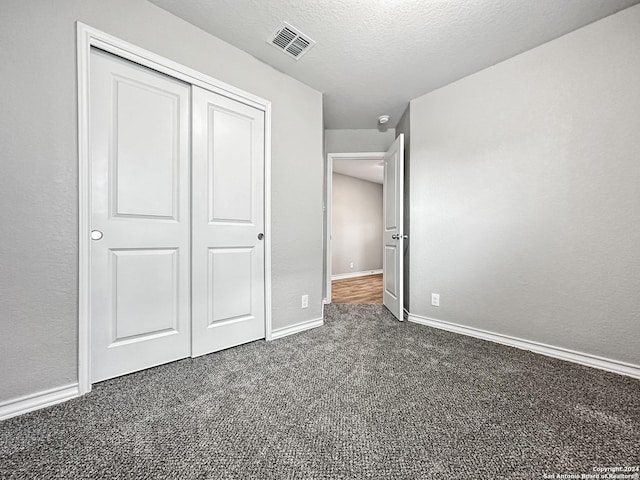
[
  {"left": 301, "top": 294, "right": 309, "bottom": 309},
  {"left": 349, "top": 262, "right": 354, "bottom": 269},
  {"left": 431, "top": 293, "right": 440, "bottom": 307}
]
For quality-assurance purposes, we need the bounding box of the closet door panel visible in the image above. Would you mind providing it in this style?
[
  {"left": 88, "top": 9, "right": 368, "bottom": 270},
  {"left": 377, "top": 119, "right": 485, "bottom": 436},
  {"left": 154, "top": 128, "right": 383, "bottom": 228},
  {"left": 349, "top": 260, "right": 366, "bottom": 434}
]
[
  {"left": 89, "top": 48, "right": 191, "bottom": 382},
  {"left": 192, "top": 86, "right": 265, "bottom": 356}
]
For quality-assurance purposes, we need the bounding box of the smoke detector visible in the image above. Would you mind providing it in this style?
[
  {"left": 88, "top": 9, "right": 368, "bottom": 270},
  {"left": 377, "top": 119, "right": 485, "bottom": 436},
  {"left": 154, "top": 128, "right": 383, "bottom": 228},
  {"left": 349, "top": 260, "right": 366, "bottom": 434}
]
[
  {"left": 267, "top": 22, "right": 316, "bottom": 60},
  {"left": 378, "top": 115, "right": 390, "bottom": 125}
]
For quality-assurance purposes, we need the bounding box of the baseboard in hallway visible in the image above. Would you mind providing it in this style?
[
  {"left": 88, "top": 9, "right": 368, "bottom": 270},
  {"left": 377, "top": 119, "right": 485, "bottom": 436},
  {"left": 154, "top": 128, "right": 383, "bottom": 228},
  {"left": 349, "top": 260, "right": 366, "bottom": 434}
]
[{"left": 331, "top": 269, "right": 382, "bottom": 280}]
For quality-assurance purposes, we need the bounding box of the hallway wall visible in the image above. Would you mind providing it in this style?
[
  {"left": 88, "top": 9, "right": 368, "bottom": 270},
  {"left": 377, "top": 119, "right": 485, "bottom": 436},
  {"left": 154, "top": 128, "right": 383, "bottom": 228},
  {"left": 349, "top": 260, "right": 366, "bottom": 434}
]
[{"left": 331, "top": 173, "right": 383, "bottom": 276}]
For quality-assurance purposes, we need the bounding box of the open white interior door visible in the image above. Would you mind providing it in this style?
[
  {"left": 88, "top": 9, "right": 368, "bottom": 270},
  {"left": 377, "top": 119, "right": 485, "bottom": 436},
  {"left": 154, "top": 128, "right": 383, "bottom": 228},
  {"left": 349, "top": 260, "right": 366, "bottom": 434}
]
[{"left": 383, "top": 134, "right": 405, "bottom": 320}]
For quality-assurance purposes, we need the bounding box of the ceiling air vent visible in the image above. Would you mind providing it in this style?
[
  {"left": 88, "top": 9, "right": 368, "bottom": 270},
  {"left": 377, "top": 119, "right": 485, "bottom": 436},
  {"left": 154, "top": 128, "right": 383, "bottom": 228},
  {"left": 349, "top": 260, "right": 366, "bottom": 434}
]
[{"left": 267, "top": 22, "right": 316, "bottom": 60}]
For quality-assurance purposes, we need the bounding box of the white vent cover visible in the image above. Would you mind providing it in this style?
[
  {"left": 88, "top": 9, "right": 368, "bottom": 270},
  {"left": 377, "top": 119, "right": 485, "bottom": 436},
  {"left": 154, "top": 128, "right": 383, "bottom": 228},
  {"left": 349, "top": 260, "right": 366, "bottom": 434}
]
[{"left": 267, "top": 22, "right": 316, "bottom": 60}]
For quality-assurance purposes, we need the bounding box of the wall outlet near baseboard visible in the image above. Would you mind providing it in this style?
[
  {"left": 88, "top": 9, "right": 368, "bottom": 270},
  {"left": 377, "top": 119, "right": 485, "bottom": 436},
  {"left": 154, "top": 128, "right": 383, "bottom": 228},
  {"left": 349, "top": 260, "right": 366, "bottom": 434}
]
[
  {"left": 431, "top": 293, "right": 440, "bottom": 307},
  {"left": 301, "top": 294, "right": 309, "bottom": 309},
  {"left": 349, "top": 262, "right": 354, "bottom": 269}
]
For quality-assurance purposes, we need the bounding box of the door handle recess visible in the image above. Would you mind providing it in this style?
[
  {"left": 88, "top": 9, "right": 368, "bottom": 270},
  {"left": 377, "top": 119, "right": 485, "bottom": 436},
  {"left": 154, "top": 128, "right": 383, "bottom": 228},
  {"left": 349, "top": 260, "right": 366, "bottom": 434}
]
[{"left": 257, "top": 233, "right": 264, "bottom": 240}]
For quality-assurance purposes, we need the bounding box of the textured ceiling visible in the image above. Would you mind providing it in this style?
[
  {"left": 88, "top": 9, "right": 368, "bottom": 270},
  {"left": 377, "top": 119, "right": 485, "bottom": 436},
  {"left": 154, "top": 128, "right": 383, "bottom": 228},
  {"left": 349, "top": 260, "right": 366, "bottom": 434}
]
[{"left": 149, "top": 0, "right": 639, "bottom": 129}]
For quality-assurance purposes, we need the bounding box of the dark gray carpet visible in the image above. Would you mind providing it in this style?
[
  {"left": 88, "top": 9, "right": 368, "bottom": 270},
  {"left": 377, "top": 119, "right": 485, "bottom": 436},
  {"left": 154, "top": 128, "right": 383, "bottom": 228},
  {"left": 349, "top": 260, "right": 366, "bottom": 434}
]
[{"left": 1, "top": 304, "right": 639, "bottom": 479}]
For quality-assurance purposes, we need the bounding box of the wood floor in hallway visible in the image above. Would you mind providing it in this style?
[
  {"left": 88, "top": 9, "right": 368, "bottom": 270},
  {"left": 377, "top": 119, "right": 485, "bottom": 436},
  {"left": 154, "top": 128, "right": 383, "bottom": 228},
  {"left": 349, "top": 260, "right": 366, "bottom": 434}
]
[{"left": 331, "top": 273, "right": 383, "bottom": 304}]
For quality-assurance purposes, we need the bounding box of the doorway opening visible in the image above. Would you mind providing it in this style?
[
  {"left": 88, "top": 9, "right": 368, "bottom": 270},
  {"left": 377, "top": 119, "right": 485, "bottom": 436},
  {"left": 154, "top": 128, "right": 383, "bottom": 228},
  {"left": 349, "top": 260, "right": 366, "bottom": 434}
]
[
  {"left": 326, "top": 152, "right": 385, "bottom": 304},
  {"left": 325, "top": 134, "right": 405, "bottom": 318}
]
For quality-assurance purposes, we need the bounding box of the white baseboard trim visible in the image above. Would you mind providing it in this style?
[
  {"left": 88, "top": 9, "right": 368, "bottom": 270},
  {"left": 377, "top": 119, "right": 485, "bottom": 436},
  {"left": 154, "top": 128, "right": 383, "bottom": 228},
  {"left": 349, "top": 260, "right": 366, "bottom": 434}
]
[
  {"left": 331, "top": 269, "right": 382, "bottom": 281},
  {"left": 0, "top": 383, "right": 80, "bottom": 421},
  {"left": 407, "top": 313, "right": 640, "bottom": 380},
  {"left": 271, "top": 317, "right": 324, "bottom": 340}
]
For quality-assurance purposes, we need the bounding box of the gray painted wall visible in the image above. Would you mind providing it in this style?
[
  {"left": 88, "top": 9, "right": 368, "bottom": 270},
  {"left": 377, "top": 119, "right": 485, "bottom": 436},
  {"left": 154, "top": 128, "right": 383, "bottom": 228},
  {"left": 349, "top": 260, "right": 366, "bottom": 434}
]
[
  {"left": 325, "top": 128, "right": 396, "bottom": 154},
  {"left": 409, "top": 5, "right": 640, "bottom": 366},
  {"left": 0, "top": 0, "right": 323, "bottom": 403},
  {"left": 331, "top": 173, "right": 383, "bottom": 276},
  {"left": 395, "top": 106, "right": 411, "bottom": 313}
]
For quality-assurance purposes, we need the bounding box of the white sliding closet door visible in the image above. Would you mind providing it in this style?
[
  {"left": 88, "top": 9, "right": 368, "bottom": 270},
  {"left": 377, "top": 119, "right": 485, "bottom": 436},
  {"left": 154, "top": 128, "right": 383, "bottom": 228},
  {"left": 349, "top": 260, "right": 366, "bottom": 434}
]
[
  {"left": 89, "top": 49, "right": 191, "bottom": 382},
  {"left": 191, "top": 86, "right": 266, "bottom": 357}
]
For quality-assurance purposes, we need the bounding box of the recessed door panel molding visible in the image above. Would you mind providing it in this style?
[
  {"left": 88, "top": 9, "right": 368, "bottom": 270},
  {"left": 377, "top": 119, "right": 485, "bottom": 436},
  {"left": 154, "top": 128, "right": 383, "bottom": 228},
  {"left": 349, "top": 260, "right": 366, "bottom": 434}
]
[
  {"left": 208, "top": 106, "right": 255, "bottom": 224},
  {"left": 111, "top": 249, "right": 179, "bottom": 343},
  {"left": 89, "top": 48, "right": 191, "bottom": 383},
  {"left": 384, "top": 245, "right": 398, "bottom": 299},
  {"left": 112, "top": 77, "right": 180, "bottom": 220},
  {"left": 385, "top": 151, "right": 398, "bottom": 231},
  {"left": 383, "top": 134, "right": 405, "bottom": 320},
  {"left": 208, "top": 247, "right": 254, "bottom": 325},
  {"left": 192, "top": 86, "right": 266, "bottom": 357}
]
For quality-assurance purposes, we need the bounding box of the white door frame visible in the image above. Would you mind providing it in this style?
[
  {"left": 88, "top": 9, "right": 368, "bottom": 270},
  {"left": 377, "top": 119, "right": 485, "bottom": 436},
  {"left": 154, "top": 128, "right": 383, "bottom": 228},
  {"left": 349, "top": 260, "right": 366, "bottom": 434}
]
[
  {"left": 324, "top": 152, "right": 386, "bottom": 303},
  {"left": 77, "top": 23, "right": 273, "bottom": 395}
]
